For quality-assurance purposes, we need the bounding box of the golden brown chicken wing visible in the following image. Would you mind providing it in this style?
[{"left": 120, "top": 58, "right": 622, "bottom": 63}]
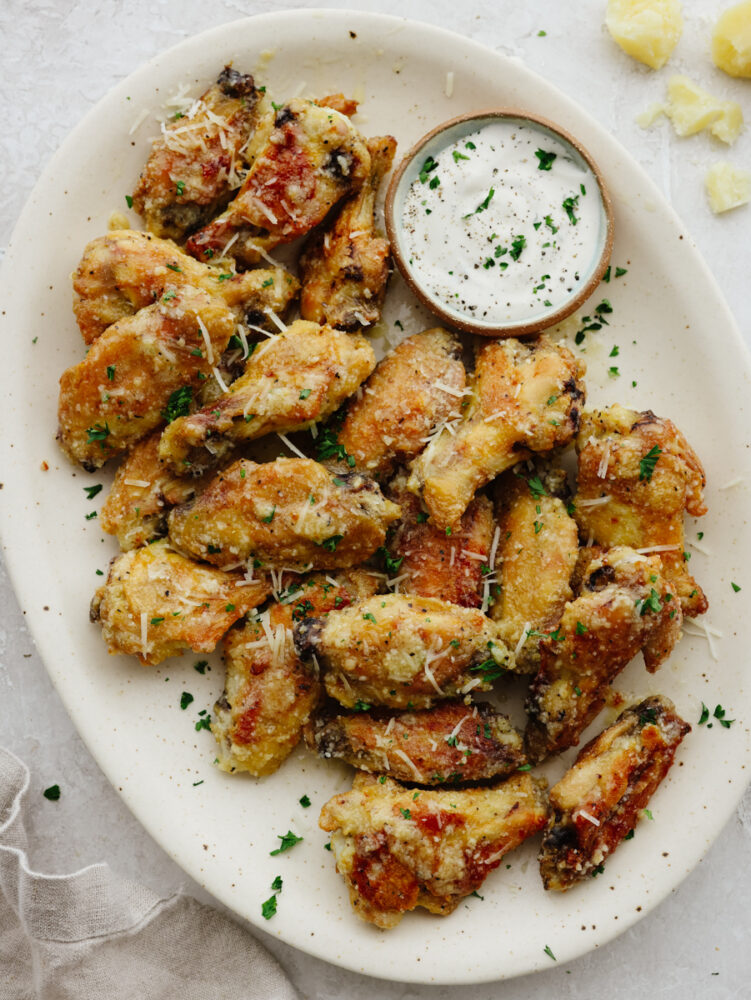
[
  {"left": 212, "top": 570, "right": 379, "bottom": 776},
  {"left": 539, "top": 696, "right": 690, "bottom": 890},
  {"left": 573, "top": 405, "right": 708, "bottom": 617},
  {"left": 408, "top": 336, "right": 585, "bottom": 530},
  {"left": 57, "top": 287, "right": 235, "bottom": 470},
  {"left": 186, "top": 99, "right": 371, "bottom": 266},
  {"left": 158, "top": 320, "right": 375, "bottom": 473},
  {"left": 299, "top": 135, "right": 396, "bottom": 330},
  {"left": 490, "top": 468, "right": 578, "bottom": 671},
  {"left": 335, "top": 328, "right": 467, "bottom": 480},
  {"left": 319, "top": 772, "right": 548, "bottom": 928},
  {"left": 294, "top": 593, "right": 513, "bottom": 710},
  {"left": 305, "top": 700, "right": 526, "bottom": 785},
  {"left": 132, "top": 66, "right": 260, "bottom": 241},
  {"left": 89, "top": 540, "right": 269, "bottom": 666},
  {"left": 386, "top": 475, "right": 494, "bottom": 609},
  {"left": 167, "top": 458, "right": 400, "bottom": 570},
  {"left": 524, "top": 547, "right": 683, "bottom": 764}
]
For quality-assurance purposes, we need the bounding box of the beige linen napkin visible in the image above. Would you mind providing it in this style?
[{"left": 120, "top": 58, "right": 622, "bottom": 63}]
[{"left": 0, "top": 747, "right": 298, "bottom": 1000}]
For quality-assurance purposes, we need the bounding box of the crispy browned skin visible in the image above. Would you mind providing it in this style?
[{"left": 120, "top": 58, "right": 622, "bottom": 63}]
[
  {"left": 72, "top": 230, "right": 298, "bottom": 345},
  {"left": 408, "top": 337, "right": 585, "bottom": 531},
  {"left": 299, "top": 135, "right": 396, "bottom": 330},
  {"left": 186, "top": 99, "right": 370, "bottom": 267},
  {"left": 212, "top": 570, "right": 378, "bottom": 776},
  {"left": 386, "top": 475, "right": 494, "bottom": 608},
  {"left": 57, "top": 287, "right": 235, "bottom": 470},
  {"left": 539, "top": 696, "right": 690, "bottom": 890},
  {"left": 158, "top": 320, "right": 375, "bottom": 473},
  {"left": 524, "top": 547, "right": 683, "bottom": 764},
  {"left": 490, "top": 468, "right": 578, "bottom": 672},
  {"left": 131, "top": 67, "right": 259, "bottom": 241},
  {"left": 337, "top": 329, "right": 467, "bottom": 480},
  {"left": 574, "top": 405, "right": 708, "bottom": 618},
  {"left": 89, "top": 540, "right": 269, "bottom": 666},
  {"left": 319, "top": 772, "right": 548, "bottom": 928},
  {"left": 294, "top": 593, "right": 513, "bottom": 710},
  {"left": 305, "top": 700, "right": 526, "bottom": 785},
  {"left": 167, "top": 458, "right": 400, "bottom": 570},
  {"left": 316, "top": 94, "right": 359, "bottom": 116}
]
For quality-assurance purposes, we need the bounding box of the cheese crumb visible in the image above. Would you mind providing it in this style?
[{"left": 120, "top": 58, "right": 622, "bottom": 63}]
[
  {"left": 705, "top": 161, "right": 751, "bottom": 214},
  {"left": 664, "top": 75, "right": 744, "bottom": 144}
]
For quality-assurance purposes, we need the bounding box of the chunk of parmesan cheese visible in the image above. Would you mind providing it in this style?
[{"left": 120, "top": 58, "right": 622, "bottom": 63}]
[
  {"left": 665, "top": 76, "right": 744, "bottom": 144},
  {"left": 712, "top": 1, "right": 751, "bottom": 79},
  {"left": 705, "top": 161, "right": 751, "bottom": 214},
  {"left": 605, "top": 0, "right": 683, "bottom": 70}
]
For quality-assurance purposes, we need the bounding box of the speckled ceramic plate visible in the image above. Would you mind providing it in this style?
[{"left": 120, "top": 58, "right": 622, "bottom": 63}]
[{"left": 1, "top": 9, "right": 750, "bottom": 986}]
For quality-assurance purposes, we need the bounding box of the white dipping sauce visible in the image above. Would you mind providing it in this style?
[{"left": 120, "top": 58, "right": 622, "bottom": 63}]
[{"left": 401, "top": 120, "right": 603, "bottom": 326}]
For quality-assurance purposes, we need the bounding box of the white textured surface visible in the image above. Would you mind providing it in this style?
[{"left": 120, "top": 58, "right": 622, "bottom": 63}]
[{"left": 1, "top": 0, "right": 750, "bottom": 996}]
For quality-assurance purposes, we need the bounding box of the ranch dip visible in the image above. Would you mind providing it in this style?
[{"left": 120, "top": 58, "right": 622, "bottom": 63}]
[{"left": 401, "top": 119, "right": 604, "bottom": 327}]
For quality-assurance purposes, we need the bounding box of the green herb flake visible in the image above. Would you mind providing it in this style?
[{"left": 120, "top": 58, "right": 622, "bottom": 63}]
[
  {"left": 270, "top": 830, "right": 303, "bottom": 856},
  {"left": 527, "top": 476, "right": 547, "bottom": 500},
  {"left": 399, "top": 807, "right": 412, "bottom": 820},
  {"left": 698, "top": 702, "right": 710, "bottom": 725},
  {"left": 731, "top": 582, "right": 741, "bottom": 592},
  {"left": 643, "top": 808, "right": 654, "bottom": 821},
  {"left": 608, "top": 366, "right": 620, "bottom": 378},
  {"left": 162, "top": 384, "right": 193, "bottom": 423},
  {"left": 510, "top": 234, "right": 527, "bottom": 261},
  {"left": 537, "top": 29, "right": 547, "bottom": 36},
  {"left": 125, "top": 194, "right": 134, "bottom": 209},
  {"left": 363, "top": 612, "right": 377, "bottom": 624},
  {"left": 299, "top": 795, "right": 311, "bottom": 808},
  {"left": 85, "top": 510, "right": 97, "bottom": 521},
  {"left": 195, "top": 715, "right": 211, "bottom": 732},
  {"left": 261, "top": 506, "right": 276, "bottom": 524},
  {"left": 609, "top": 345, "right": 620, "bottom": 357},
  {"left": 416, "top": 511, "right": 428, "bottom": 523},
  {"left": 639, "top": 445, "right": 662, "bottom": 482},
  {"left": 150, "top": 616, "right": 165, "bottom": 626},
  {"left": 83, "top": 484, "right": 103, "bottom": 500},
  {"left": 603, "top": 265, "right": 612, "bottom": 283},
  {"left": 535, "top": 149, "right": 557, "bottom": 171},
  {"left": 299, "top": 388, "right": 312, "bottom": 400},
  {"left": 517, "top": 763, "right": 532, "bottom": 772},
  {"left": 562, "top": 194, "right": 579, "bottom": 225},
  {"left": 575, "top": 621, "right": 588, "bottom": 635},
  {"left": 353, "top": 699, "right": 371, "bottom": 712},
  {"left": 194, "top": 660, "right": 209, "bottom": 674},
  {"left": 452, "top": 150, "right": 470, "bottom": 163},
  {"left": 180, "top": 692, "right": 194, "bottom": 710},
  {"left": 624, "top": 829, "right": 635, "bottom": 840},
  {"left": 544, "top": 945, "right": 556, "bottom": 961},
  {"left": 261, "top": 895, "right": 278, "bottom": 920},
  {"left": 86, "top": 423, "right": 110, "bottom": 446},
  {"left": 166, "top": 263, "right": 182, "bottom": 273},
  {"left": 616, "top": 266, "right": 628, "bottom": 277},
  {"left": 465, "top": 187, "right": 495, "bottom": 217},
  {"left": 43, "top": 784, "right": 61, "bottom": 801},
  {"left": 713, "top": 704, "right": 734, "bottom": 728},
  {"left": 320, "top": 534, "right": 343, "bottom": 552}
]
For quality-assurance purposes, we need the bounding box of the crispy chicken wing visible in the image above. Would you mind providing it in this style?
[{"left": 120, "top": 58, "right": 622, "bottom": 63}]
[
  {"left": 89, "top": 540, "right": 269, "bottom": 666},
  {"left": 299, "top": 135, "right": 396, "bottom": 330},
  {"left": 306, "top": 700, "right": 526, "bottom": 785},
  {"left": 574, "top": 405, "right": 708, "bottom": 617},
  {"left": 72, "top": 230, "right": 298, "bottom": 345},
  {"left": 131, "top": 67, "right": 260, "bottom": 241},
  {"left": 57, "top": 286, "right": 235, "bottom": 470},
  {"left": 294, "top": 593, "right": 514, "bottom": 710},
  {"left": 319, "top": 772, "right": 548, "bottom": 928},
  {"left": 490, "top": 468, "right": 578, "bottom": 672},
  {"left": 158, "top": 320, "right": 375, "bottom": 473},
  {"left": 524, "top": 547, "right": 683, "bottom": 763},
  {"left": 386, "top": 474, "right": 494, "bottom": 608},
  {"left": 186, "top": 99, "right": 371, "bottom": 267},
  {"left": 167, "top": 458, "right": 400, "bottom": 570},
  {"left": 336, "top": 328, "right": 467, "bottom": 479},
  {"left": 212, "top": 570, "right": 379, "bottom": 776},
  {"left": 408, "top": 337, "right": 585, "bottom": 530},
  {"left": 539, "top": 696, "right": 690, "bottom": 890}
]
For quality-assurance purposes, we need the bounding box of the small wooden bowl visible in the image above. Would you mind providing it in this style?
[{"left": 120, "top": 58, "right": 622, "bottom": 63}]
[{"left": 385, "top": 109, "right": 615, "bottom": 338}]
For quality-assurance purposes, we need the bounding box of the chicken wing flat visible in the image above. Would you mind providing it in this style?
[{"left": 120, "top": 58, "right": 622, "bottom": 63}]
[
  {"left": 212, "top": 570, "right": 379, "bottom": 776},
  {"left": 305, "top": 700, "right": 526, "bottom": 785},
  {"left": 294, "top": 593, "right": 514, "bottom": 710},
  {"left": 158, "top": 320, "right": 375, "bottom": 473},
  {"left": 524, "top": 547, "right": 683, "bottom": 764},
  {"left": 58, "top": 287, "right": 235, "bottom": 470},
  {"left": 167, "top": 458, "right": 400, "bottom": 570},
  {"left": 90, "top": 540, "right": 269, "bottom": 666},
  {"left": 131, "top": 66, "right": 260, "bottom": 241},
  {"left": 408, "top": 337, "right": 586, "bottom": 530},
  {"left": 336, "top": 328, "right": 467, "bottom": 480},
  {"left": 386, "top": 474, "right": 494, "bottom": 608},
  {"left": 539, "top": 696, "right": 690, "bottom": 890},
  {"left": 299, "top": 135, "right": 396, "bottom": 330},
  {"left": 574, "top": 405, "right": 708, "bottom": 617},
  {"left": 72, "top": 230, "right": 298, "bottom": 345},
  {"left": 319, "top": 772, "right": 548, "bottom": 928},
  {"left": 186, "top": 99, "right": 371, "bottom": 267},
  {"left": 490, "top": 468, "right": 578, "bottom": 672}
]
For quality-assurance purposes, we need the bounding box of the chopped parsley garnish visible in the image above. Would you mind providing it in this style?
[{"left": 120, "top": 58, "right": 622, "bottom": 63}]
[
  {"left": 624, "top": 829, "right": 635, "bottom": 840},
  {"left": 43, "top": 784, "right": 61, "bottom": 801},
  {"left": 638, "top": 707, "right": 658, "bottom": 727},
  {"left": 609, "top": 345, "right": 620, "bottom": 357},
  {"left": 698, "top": 702, "right": 710, "bottom": 725},
  {"left": 270, "top": 830, "right": 303, "bottom": 855},
  {"left": 261, "top": 895, "right": 278, "bottom": 920},
  {"left": 533, "top": 520, "right": 543, "bottom": 534},
  {"left": 416, "top": 511, "right": 428, "bottom": 523},
  {"left": 83, "top": 484, "right": 103, "bottom": 500},
  {"left": 470, "top": 657, "right": 505, "bottom": 682},
  {"left": 195, "top": 715, "right": 211, "bottom": 732},
  {"left": 419, "top": 156, "right": 438, "bottom": 183},
  {"left": 106, "top": 365, "right": 116, "bottom": 380},
  {"left": 86, "top": 423, "right": 110, "bottom": 446},
  {"left": 517, "top": 763, "right": 532, "bottom": 772},
  {"left": 731, "top": 582, "right": 741, "bottom": 592},
  {"left": 638, "top": 445, "right": 662, "bottom": 482},
  {"left": 643, "top": 808, "right": 654, "bottom": 821},
  {"left": 452, "top": 150, "right": 470, "bottom": 163},
  {"left": 225, "top": 603, "right": 235, "bottom": 612},
  {"left": 535, "top": 149, "right": 557, "bottom": 171},
  {"left": 162, "top": 384, "right": 193, "bottom": 423},
  {"left": 271, "top": 875, "right": 283, "bottom": 892},
  {"left": 636, "top": 588, "right": 663, "bottom": 616},
  {"left": 603, "top": 265, "right": 612, "bottom": 283},
  {"left": 180, "top": 691, "right": 194, "bottom": 710},
  {"left": 713, "top": 704, "right": 734, "bottom": 728},
  {"left": 299, "top": 795, "right": 311, "bottom": 808},
  {"left": 319, "top": 534, "right": 343, "bottom": 552},
  {"left": 378, "top": 548, "right": 403, "bottom": 575},
  {"left": 85, "top": 511, "right": 97, "bottom": 521},
  {"left": 125, "top": 194, "right": 134, "bottom": 209},
  {"left": 166, "top": 263, "right": 181, "bottom": 273},
  {"left": 150, "top": 616, "right": 165, "bottom": 626},
  {"left": 562, "top": 194, "right": 579, "bottom": 224},
  {"left": 429, "top": 175, "right": 440, "bottom": 190},
  {"left": 194, "top": 660, "right": 209, "bottom": 674},
  {"left": 544, "top": 945, "right": 556, "bottom": 961},
  {"left": 608, "top": 366, "right": 620, "bottom": 378},
  {"left": 399, "top": 807, "right": 412, "bottom": 820},
  {"left": 510, "top": 234, "right": 526, "bottom": 261},
  {"left": 262, "top": 277, "right": 274, "bottom": 288},
  {"left": 362, "top": 612, "right": 377, "bottom": 624},
  {"left": 261, "top": 507, "right": 276, "bottom": 524},
  {"left": 527, "top": 475, "right": 547, "bottom": 500},
  {"left": 575, "top": 621, "right": 587, "bottom": 635},
  {"left": 616, "top": 266, "right": 628, "bottom": 277},
  {"left": 207, "top": 544, "right": 222, "bottom": 554},
  {"left": 299, "top": 388, "right": 312, "bottom": 399},
  {"left": 465, "top": 187, "right": 495, "bottom": 217}
]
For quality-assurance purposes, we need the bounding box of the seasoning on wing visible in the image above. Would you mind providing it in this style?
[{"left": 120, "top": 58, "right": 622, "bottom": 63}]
[
  {"left": 158, "top": 320, "right": 376, "bottom": 473},
  {"left": 131, "top": 66, "right": 260, "bottom": 240},
  {"left": 212, "top": 570, "right": 379, "bottom": 776},
  {"left": 490, "top": 467, "right": 579, "bottom": 671},
  {"left": 539, "top": 695, "right": 690, "bottom": 890},
  {"left": 299, "top": 135, "right": 396, "bottom": 330},
  {"left": 186, "top": 99, "right": 371, "bottom": 266},
  {"left": 72, "top": 230, "right": 298, "bottom": 345},
  {"left": 294, "top": 593, "right": 514, "bottom": 710},
  {"left": 167, "top": 457, "right": 400, "bottom": 569},
  {"left": 90, "top": 540, "right": 269, "bottom": 666},
  {"left": 305, "top": 700, "right": 526, "bottom": 785},
  {"left": 524, "top": 546, "right": 683, "bottom": 764},
  {"left": 408, "top": 336, "right": 585, "bottom": 530},
  {"left": 335, "top": 328, "right": 467, "bottom": 479},
  {"left": 57, "top": 286, "right": 235, "bottom": 470},
  {"left": 319, "top": 772, "right": 548, "bottom": 928},
  {"left": 573, "top": 404, "right": 708, "bottom": 617},
  {"left": 386, "top": 474, "right": 494, "bottom": 609}
]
